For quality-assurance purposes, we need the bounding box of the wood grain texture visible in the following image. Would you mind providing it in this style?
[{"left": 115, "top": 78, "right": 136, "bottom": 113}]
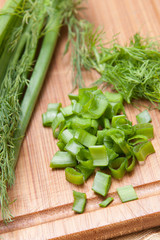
[{"left": 0, "top": 0, "right": 160, "bottom": 239}]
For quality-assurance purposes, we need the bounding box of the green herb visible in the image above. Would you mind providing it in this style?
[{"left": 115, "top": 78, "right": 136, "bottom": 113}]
[
  {"left": 68, "top": 27, "right": 160, "bottom": 107},
  {"left": 65, "top": 167, "right": 84, "bottom": 185},
  {"left": 117, "top": 185, "right": 138, "bottom": 203},
  {"left": 136, "top": 110, "right": 152, "bottom": 124},
  {"left": 99, "top": 197, "right": 114, "bottom": 208},
  {"left": 43, "top": 87, "right": 155, "bottom": 213},
  {"left": 92, "top": 171, "right": 111, "bottom": 197},
  {"left": 0, "top": 0, "right": 87, "bottom": 222},
  {"left": 72, "top": 190, "right": 86, "bottom": 213}
]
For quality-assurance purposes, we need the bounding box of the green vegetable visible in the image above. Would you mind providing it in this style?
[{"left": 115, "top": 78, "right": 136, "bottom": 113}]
[
  {"left": 134, "top": 123, "right": 154, "bottom": 139},
  {"left": 133, "top": 141, "right": 155, "bottom": 161},
  {"left": 76, "top": 164, "right": 94, "bottom": 181},
  {"left": 72, "top": 190, "right": 86, "bottom": 213},
  {"left": 74, "top": 129, "right": 97, "bottom": 147},
  {"left": 89, "top": 145, "right": 109, "bottom": 167},
  {"left": 125, "top": 156, "right": 136, "bottom": 172},
  {"left": 71, "top": 30, "right": 160, "bottom": 107},
  {"left": 92, "top": 171, "right": 111, "bottom": 197},
  {"left": 0, "top": 0, "right": 92, "bottom": 221},
  {"left": 65, "top": 167, "right": 84, "bottom": 185},
  {"left": 109, "top": 157, "right": 127, "bottom": 179},
  {"left": 50, "top": 151, "right": 77, "bottom": 169},
  {"left": 117, "top": 185, "right": 138, "bottom": 203},
  {"left": 43, "top": 87, "right": 155, "bottom": 215},
  {"left": 136, "top": 110, "right": 151, "bottom": 124},
  {"left": 65, "top": 139, "right": 84, "bottom": 156},
  {"left": 99, "top": 197, "right": 114, "bottom": 208},
  {"left": 42, "top": 110, "right": 58, "bottom": 127}
]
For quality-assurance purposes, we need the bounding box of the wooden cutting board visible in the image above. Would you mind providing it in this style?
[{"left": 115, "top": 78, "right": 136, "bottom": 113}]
[{"left": 0, "top": 0, "right": 160, "bottom": 239}]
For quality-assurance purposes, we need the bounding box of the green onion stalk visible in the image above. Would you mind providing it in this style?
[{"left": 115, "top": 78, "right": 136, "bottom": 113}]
[{"left": 0, "top": 0, "right": 88, "bottom": 223}]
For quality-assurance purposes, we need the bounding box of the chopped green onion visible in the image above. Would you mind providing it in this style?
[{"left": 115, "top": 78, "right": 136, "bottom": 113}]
[
  {"left": 105, "top": 102, "right": 123, "bottom": 119},
  {"left": 72, "top": 101, "right": 82, "bottom": 114},
  {"left": 65, "top": 167, "right": 84, "bottom": 185},
  {"left": 133, "top": 141, "right": 155, "bottom": 161},
  {"left": 74, "top": 129, "right": 97, "bottom": 147},
  {"left": 136, "top": 110, "right": 151, "bottom": 124},
  {"left": 76, "top": 148, "right": 91, "bottom": 161},
  {"left": 89, "top": 119, "right": 99, "bottom": 135},
  {"left": 57, "top": 140, "right": 65, "bottom": 151},
  {"left": 60, "top": 105, "right": 73, "bottom": 117},
  {"left": 97, "top": 129, "right": 108, "bottom": 144},
  {"left": 128, "top": 134, "right": 148, "bottom": 146},
  {"left": 117, "top": 185, "right": 138, "bottom": 203},
  {"left": 47, "top": 103, "right": 62, "bottom": 111},
  {"left": 72, "top": 190, "right": 86, "bottom": 213},
  {"left": 99, "top": 197, "right": 114, "bottom": 208},
  {"left": 58, "top": 129, "right": 74, "bottom": 144},
  {"left": 92, "top": 171, "right": 111, "bottom": 197},
  {"left": 125, "top": 155, "right": 136, "bottom": 172},
  {"left": 89, "top": 145, "right": 109, "bottom": 167},
  {"left": 104, "top": 118, "right": 111, "bottom": 129},
  {"left": 65, "top": 139, "right": 84, "bottom": 156},
  {"left": 50, "top": 151, "right": 77, "bottom": 169},
  {"left": 104, "top": 91, "right": 123, "bottom": 103},
  {"left": 51, "top": 112, "right": 65, "bottom": 138},
  {"left": 118, "top": 141, "right": 132, "bottom": 156},
  {"left": 77, "top": 159, "right": 94, "bottom": 169},
  {"left": 76, "top": 164, "right": 94, "bottom": 180},
  {"left": 104, "top": 147, "right": 119, "bottom": 162},
  {"left": 106, "top": 128, "right": 125, "bottom": 144},
  {"left": 71, "top": 117, "right": 91, "bottom": 129},
  {"left": 109, "top": 157, "right": 127, "bottom": 179},
  {"left": 81, "top": 89, "right": 108, "bottom": 119},
  {"left": 42, "top": 110, "right": 57, "bottom": 127},
  {"left": 134, "top": 123, "right": 154, "bottom": 139},
  {"left": 68, "top": 93, "right": 79, "bottom": 101}
]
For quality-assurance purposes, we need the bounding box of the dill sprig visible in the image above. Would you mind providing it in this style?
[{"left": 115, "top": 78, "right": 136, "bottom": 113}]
[
  {"left": 0, "top": 0, "right": 52, "bottom": 222},
  {"left": 0, "top": 0, "right": 89, "bottom": 223},
  {"left": 62, "top": 0, "right": 104, "bottom": 89},
  {"left": 73, "top": 31, "right": 160, "bottom": 107}
]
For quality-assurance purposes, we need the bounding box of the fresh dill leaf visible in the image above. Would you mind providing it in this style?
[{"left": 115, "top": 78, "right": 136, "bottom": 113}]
[
  {"left": 62, "top": 0, "right": 104, "bottom": 89},
  {"left": 76, "top": 31, "right": 160, "bottom": 106}
]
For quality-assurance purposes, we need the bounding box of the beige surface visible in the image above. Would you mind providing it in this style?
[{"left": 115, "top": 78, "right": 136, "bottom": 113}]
[{"left": 0, "top": 0, "right": 160, "bottom": 239}]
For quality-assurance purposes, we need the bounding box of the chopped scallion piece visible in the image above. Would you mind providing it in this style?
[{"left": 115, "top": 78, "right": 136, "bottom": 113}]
[
  {"left": 125, "top": 155, "right": 136, "bottom": 172},
  {"left": 104, "top": 118, "right": 111, "bottom": 129},
  {"left": 92, "top": 171, "right": 111, "bottom": 197},
  {"left": 57, "top": 140, "right": 65, "bottom": 151},
  {"left": 136, "top": 110, "right": 151, "bottom": 124},
  {"left": 133, "top": 141, "right": 155, "bottom": 161},
  {"left": 99, "top": 197, "right": 114, "bottom": 208},
  {"left": 117, "top": 185, "right": 138, "bottom": 203},
  {"left": 51, "top": 112, "right": 65, "bottom": 138},
  {"left": 71, "top": 100, "right": 82, "bottom": 114},
  {"left": 76, "top": 164, "right": 94, "bottom": 180},
  {"left": 72, "top": 190, "right": 86, "bottom": 213},
  {"left": 42, "top": 110, "right": 57, "bottom": 127},
  {"left": 65, "top": 139, "right": 84, "bottom": 156},
  {"left": 109, "top": 157, "right": 127, "bottom": 179},
  {"left": 50, "top": 151, "right": 77, "bottom": 169},
  {"left": 47, "top": 103, "right": 62, "bottom": 111},
  {"left": 134, "top": 123, "right": 154, "bottom": 139},
  {"left": 74, "top": 129, "right": 97, "bottom": 147},
  {"left": 104, "top": 91, "right": 123, "bottom": 103},
  {"left": 89, "top": 145, "right": 109, "bottom": 167},
  {"left": 59, "top": 129, "right": 74, "bottom": 144},
  {"left": 68, "top": 93, "right": 79, "bottom": 101},
  {"left": 60, "top": 105, "right": 73, "bottom": 117},
  {"left": 71, "top": 117, "right": 91, "bottom": 129},
  {"left": 65, "top": 167, "right": 84, "bottom": 185}
]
